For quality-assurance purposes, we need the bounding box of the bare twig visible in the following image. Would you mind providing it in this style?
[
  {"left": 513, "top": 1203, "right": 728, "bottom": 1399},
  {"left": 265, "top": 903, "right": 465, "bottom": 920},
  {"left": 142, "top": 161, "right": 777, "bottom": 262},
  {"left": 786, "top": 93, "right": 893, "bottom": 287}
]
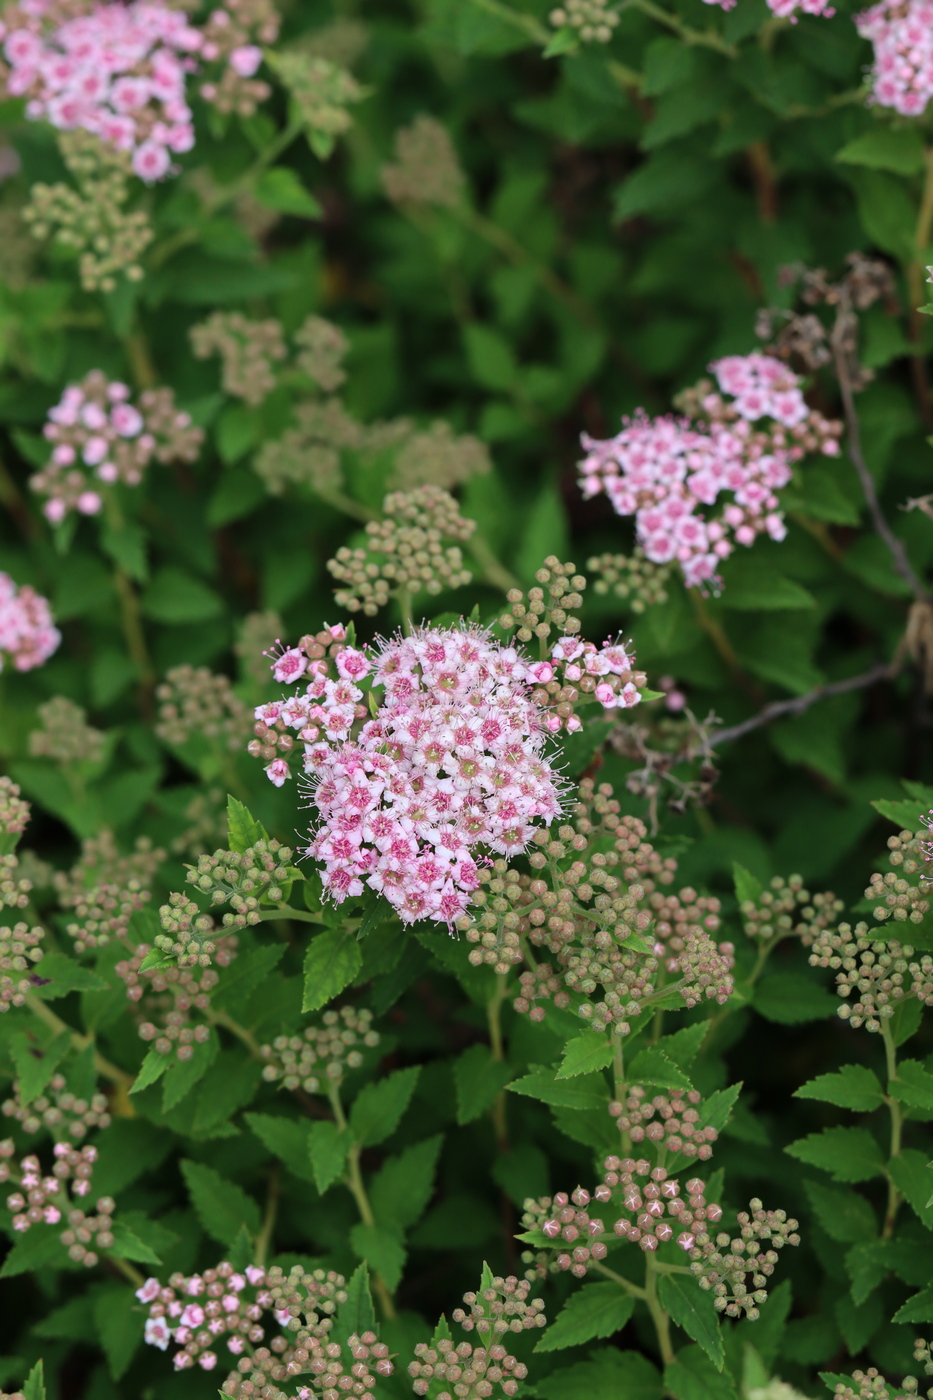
[{"left": 707, "top": 659, "right": 894, "bottom": 749}]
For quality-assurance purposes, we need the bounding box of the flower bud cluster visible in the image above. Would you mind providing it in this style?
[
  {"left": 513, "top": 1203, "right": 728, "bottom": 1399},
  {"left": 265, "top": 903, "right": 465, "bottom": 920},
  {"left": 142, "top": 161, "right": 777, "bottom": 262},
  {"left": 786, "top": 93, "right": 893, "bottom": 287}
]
[
  {"left": 809, "top": 921, "right": 933, "bottom": 1032},
  {"left": 1, "top": 1138, "right": 113, "bottom": 1265},
  {"left": 522, "top": 1157, "right": 797, "bottom": 1312},
  {"left": 248, "top": 624, "right": 350, "bottom": 775},
  {"left": 34, "top": 371, "right": 202, "bottom": 522},
  {"left": 550, "top": 0, "right": 620, "bottom": 44},
  {"left": 0, "top": 855, "right": 32, "bottom": 913},
  {"left": 869, "top": 827, "right": 932, "bottom": 925},
  {"left": 116, "top": 935, "right": 238, "bottom": 1059},
  {"left": 0, "top": 777, "right": 30, "bottom": 838},
  {"left": 409, "top": 1340, "right": 527, "bottom": 1400},
  {"left": 587, "top": 549, "right": 672, "bottom": 611},
  {"left": 0, "top": 923, "right": 44, "bottom": 1011},
  {"left": 609, "top": 1085, "right": 718, "bottom": 1161},
  {"left": 452, "top": 1275, "right": 546, "bottom": 1334},
  {"left": 260, "top": 1006, "right": 380, "bottom": 1093},
  {"left": 831, "top": 1368, "right": 917, "bottom": 1400},
  {"left": 0, "top": 571, "right": 61, "bottom": 672},
  {"left": 138, "top": 1260, "right": 384, "bottom": 1397},
  {"left": 500, "top": 557, "right": 586, "bottom": 643},
  {"left": 171, "top": 839, "right": 295, "bottom": 937},
  {"left": 328, "top": 485, "right": 475, "bottom": 616},
  {"left": 156, "top": 666, "right": 251, "bottom": 751},
  {"left": 2, "top": 1073, "right": 110, "bottom": 1140},
  {"left": 295, "top": 315, "right": 349, "bottom": 393},
  {"left": 465, "top": 860, "right": 528, "bottom": 974},
  {"left": 268, "top": 52, "right": 362, "bottom": 152},
  {"left": 190, "top": 313, "right": 287, "bottom": 405},
  {"left": 391, "top": 420, "right": 490, "bottom": 492},
  {"left": 197, "top": 0, "right": 279, "bottom": 117},
  {"left": 29, "top": 695, "right": 105, "bottom": 765},
  {"left": 381, "top": 115, "right": 466, "bottom": 208},
  {"left": 510, "top": 780, "right": 732, "bottom": 1029},
  {"left": 55, "top": 831, "right": 163, "bottom": 955},
  {"left": 23, "top": 131, "right": 153, "bottom": 291},
  {"left": 740, "top": 874, "right": 843, "bottom": 947},
  {"left": 255, "top": 398, "right": 365, "bottom": 496}
]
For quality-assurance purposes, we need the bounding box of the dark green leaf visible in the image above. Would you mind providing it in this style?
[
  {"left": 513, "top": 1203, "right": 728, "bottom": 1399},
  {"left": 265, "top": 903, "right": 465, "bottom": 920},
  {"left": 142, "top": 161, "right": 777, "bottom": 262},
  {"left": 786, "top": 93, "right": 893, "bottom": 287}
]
[
  {"left": 555, "top": 1029, "right": 615, "bottom": 1079},
  {"left": 785, "top": 1128, "right": 885, "bottom": 1183},
  {"left": 226, "top": 795, "right": 268, "bottom": 852},
  {"left": 534, "top": 1282, "right": 635, "bottom": 1352},
  {"left": 657, "top": 1275, "right": 724, "bottom": 1370},
  {"left": 179, "top": 1159, "right": 260, "bottom": 1244},
  {"left": 349, "top": 1066, "right": 421, "bottom": 1147},
  {"left": 308, "top": 1121, "right": 351, "bottom": 1193},
  {"left": 793, "top": 1064, "right": 885, "bottom": 1112},
  {"left": 302, "top": 928, "right": 363, "bottom": 1013},
  {"left": 454, "top": 1044, "right": 513, "bottom": 1124}
]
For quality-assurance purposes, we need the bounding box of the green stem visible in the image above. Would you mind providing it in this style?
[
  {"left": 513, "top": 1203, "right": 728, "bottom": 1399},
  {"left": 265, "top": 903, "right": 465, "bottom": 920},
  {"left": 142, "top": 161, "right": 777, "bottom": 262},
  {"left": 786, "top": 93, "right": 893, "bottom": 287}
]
[
  {"left": 623, "top": 0, "right": 737, "bottom": 55},
  {"left": 396, "top": 588, "right": 414, "bottom": 636},
  {"left": 328, "top": 1086, "right": 397, "bottom": 1320},
  {"left": 257, "top": 905, "right": 329, "bottom": 926},
  {"left": 469, "top": 533, "right": 521, "bottom": 594},
  {"left": 644, "top": 1255, "right": 675, "bottom": 1366},
  {"left": 468, "top": 0, "right": 549, "bottom": 43},
  {"left": 613, "top": 1036, "right": 625, "bottom": 1099},
  {"left": 108, "top": 1253, "right": 146, "bottom": 1288},
  {"left": 254, "top": 1166, "right": 280, "bottom": 1268},
  {"left": 881, "top": 1018, "right": 903, "bottom": 1239},
  {"left": 123, "top": 331, "right": 159, "bottom": 391},
  {"left": 488, "top": 973, "right": 509, "bottom": 1147},
  {"left": 208, "top": 1006, "right": 263, "bottom": 1058}
]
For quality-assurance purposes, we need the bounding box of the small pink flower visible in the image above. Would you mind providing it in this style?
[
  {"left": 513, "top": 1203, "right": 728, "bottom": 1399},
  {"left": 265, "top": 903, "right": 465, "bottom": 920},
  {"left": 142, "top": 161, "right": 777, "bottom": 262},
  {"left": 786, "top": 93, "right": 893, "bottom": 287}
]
[
  {"left": 271, "top": 646, "right": 307, "bottom": 683},
  {"left": 136, "top": 1278, "right": 162, "bottom": 1303},
  {"left": 229, "top": 44, "right": 262, "bottom": 76},
  {"left": 144, "top": 1317, "right": 171, "bottom": 1351},
  {"left": 265, "top": 758, "right": 290, "bottom": 786}
]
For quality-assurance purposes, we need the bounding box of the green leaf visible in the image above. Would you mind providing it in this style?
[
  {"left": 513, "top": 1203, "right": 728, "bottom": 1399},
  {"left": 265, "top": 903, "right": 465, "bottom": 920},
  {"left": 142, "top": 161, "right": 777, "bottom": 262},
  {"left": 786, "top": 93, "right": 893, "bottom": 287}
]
[
  {"left": 627, "top": 1046, "right": 692, "bottom": 1092},
  {"left": 753, "top": 973, "right": 837, "bottom": 1025},
  {"left": 785, "top": 1127, "right": 885, "bottom": 1183},
  {"left": 803, "top": 1181, "right": 877, "bottom": 1243},
  {"left": 212, "top": 944, "right": 286, "bottom": 1013},
  {"left": 246, "top": 1112, "right": 317, "bottom": 1182},
  {"left": 302, "top": 927, "right": 363, "bottom": 1013},
  {"left": 463, "top": 323, "right": 518, "bottom": 391},
  {"left": 130, "top": 1047, "right": 172, "bottom": 1095},
  {"left": 657, "top": 1022, "right": 709, "bottom": 1069},
  {"left": 890, "top": 1060, "right": 933, "bottom": 1114},
  {"left": 34, "top": 1295, "right": 94, "bottom": 1341},
  {"left": 844, "top": 1240, "right": 889, "bottom": 1305},
  {"left": 162, "top": 1031, "right": 219, "bottom": 1111},
  {"left": 556, "top": 1029, "right": 615, "bottom": 1079},
  {"left": 180, "top": 1159, "right": 260, "bottom": 1245},
  {"left": 793, "top": 1065, "right": 885, "bottom": 1112},
  {"left": 892, "top": 1285, "right": 933, "bottom": 1323},
  {"left": 664, "top": 1345, "right": 737, "bottom": 1400},
  {"left": 508, "top": 1066, "right": 609, "bottom": 1110},
  {"left": 891, "top": 996, "right": 925, "bottom": 1047},
  {"left": 657, "top": 1276, "right": 724, "bottom": 1370},
  {"left": 226, "top": 795, "right": 268, "bottom": 852},
  {"left": 532, "top": 1349, "right": 663, "bottom": 1400},
  {"left": 337, "top": 1263, "right": 377, "bottom": 1339},
  {"left": 349, "top": 1066, "right": 421, "bottom": 1147},
  {"left": 847, "top": 167, "right": 917, "bottom": 262},
  {"left": 454, "top": 1044, "right": 513, "bottom": 1124},
  {"left": 29, "top": 952, "right": 109, "bottom": 999},
  {"left": 255, "top": 167, "right": 323, "bottom": 218},
  {"left": 514, "top": 478, "right": 570, "bottom": 583},
  {"left": 534, "top": 1282, "right": 635, "bottom": 1353},
  {"left": 349, "top": 1222, "right": 406, "bottom": 1291},
  {"left": 836, "top": 126, "right": 926, "bottom": 176},
  {"left": 22, "top": 1361, "right": 45, "bottom": 1400},
  {"left": 370, "top": 1135, "right": 442, "bottom": 1230},
  {"left": 543, "top": 26, "right": 580, "bottom": 57},
  {"left": 0, "top": 1228, "right": 67, "bottom": 1277},
  {"left": 888, "top": 1149, "right": 933, "bottom": 1227},
  {"left": 109, "top": 1220, "right": 163, "bottom": 1265},
  {"left": 308, "top": 1120, "right": 351, "bottom": 1193},
  {"left": 355, "top": 890, "right": 386, "bottom": 941},
  {"left": 718, "top": 552, "right": 816, "bottom": 610},
  {"left": 92, "top": 1285, "right": 143, "bottom": 1380},
  {"left": 733, "top": 862, "right": 763, "bottom": 906},
  {"left": 141, "top": 566, "right": 223, "bottom": 624},
  {"left": 8, "top": 1030, "right": 70, "bottom": 1106}
]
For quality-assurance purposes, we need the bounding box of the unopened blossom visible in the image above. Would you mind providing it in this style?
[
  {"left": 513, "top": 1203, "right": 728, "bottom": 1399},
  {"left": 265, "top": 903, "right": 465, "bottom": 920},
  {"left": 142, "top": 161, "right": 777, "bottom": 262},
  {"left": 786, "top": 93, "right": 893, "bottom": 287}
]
[
  {"left": 579, "top": 353, "right": 841, "bottom": 590},
  {"left": 260, "top": 1007, "right": 380, "bottom": 1093},
  {"left": 155, "top": 666, "right": 251, "bottom": 751},
  {"left": 2, "top": 1073, "right": 110, "bottom": 1141},
  {"left": 391, "top": 419, "right": 491, "bottom": 491},
  {"left": 0, "top": 573, "right": 60, "bottom": 672},
  {"left": 190, "top": 313, "right": 286, "bottom": 405},
  {"left": 0, "top": 0, "right": 277, "bottom": 180},
  {"left": 294, "top": 315, "right": 349, "bottom": 393},
  {"left": 29, "top": 695, "right": 105, "bottom": 765},
  {"left": 0, "top": 923, "right": 44, "bottom": 1012},
  {"left": 381, "top": 114, "right": 465, "bottom": 208},
  {"left": 34, "top": 372, "right": 202, "bottom": 522},
  {"left": 550, "top": 0, "right": 619, "bottom": 43},
  {"left": 856, "top": 0, "right": 933, "bottom": 116},
  {"left": 0, "top": 778, "right": 30, "bottom": 838},
  {"left": 0, "top": 1138, "right": 112, "bottom": 1266}
]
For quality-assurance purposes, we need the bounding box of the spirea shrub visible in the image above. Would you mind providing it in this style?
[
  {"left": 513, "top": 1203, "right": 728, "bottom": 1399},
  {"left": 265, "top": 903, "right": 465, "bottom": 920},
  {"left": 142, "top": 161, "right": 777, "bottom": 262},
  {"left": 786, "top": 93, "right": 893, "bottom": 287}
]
[{"left": 3, "top": 0, "right": 933, "bottom": 1398}]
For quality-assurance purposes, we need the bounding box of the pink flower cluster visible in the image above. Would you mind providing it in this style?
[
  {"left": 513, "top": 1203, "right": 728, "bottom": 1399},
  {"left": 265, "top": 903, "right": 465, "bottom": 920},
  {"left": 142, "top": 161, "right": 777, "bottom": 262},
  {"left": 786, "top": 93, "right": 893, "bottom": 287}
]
[
  {"left": 0, "top": 572, "right": 60, "bottom": 672},
  {"left": 856, "top": 0, "right": 933, "bottom": 115},
  {"left": 578, "top": 352, "right": 841, "bottom": 591},
  {"left": 0, "top": 0, "right": 273, "bottom": 181},
  {"left": 701, "top": 0, "right": 833, "bottom": 15},
  {"left": 34, "top": 371, "right": 201, "bottom": 522},
  {"left": 139, "top": 1263, "right": 267, "bottom": 1370},
  {"left": 252, "top": 624, "right": 644, "bottom": 927}
]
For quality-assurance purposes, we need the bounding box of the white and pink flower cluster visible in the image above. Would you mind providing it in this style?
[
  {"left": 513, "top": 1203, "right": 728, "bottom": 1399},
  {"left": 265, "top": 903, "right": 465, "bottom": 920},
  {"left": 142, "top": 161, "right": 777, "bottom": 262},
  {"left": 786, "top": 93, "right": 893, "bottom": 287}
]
[
  {"left": 855, "top": 0, "right": 933, "bottom": 115},
  {"left": 138, "top": 1262, "right": 267, "bottom": 1370},
  {"left": 578, "top": 352, "right": 842, "bottom": 591},
  {"left": 0, "top": 571, "right": 60, "bottom": 672},
  {"left": 251, "top": 623, "right": 644, "bottom": 927},
  {"left": 34, "top": 370, "right": 202, "bottom": 522},
  {"left": 0, "top": 0, "right": 275, "bottom": 181},
  {"left": 701, "top": 0, "right": 833, "bottom": 16}
]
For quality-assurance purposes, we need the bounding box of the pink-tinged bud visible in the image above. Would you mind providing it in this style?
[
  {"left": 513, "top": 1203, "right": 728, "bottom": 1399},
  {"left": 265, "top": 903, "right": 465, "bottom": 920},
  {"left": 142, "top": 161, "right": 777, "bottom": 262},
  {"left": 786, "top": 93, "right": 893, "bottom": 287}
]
[
  {"left": 530, "top": 662, "right": 554, "bottom": 684},
  {"left": 561, "top": 1225, "right": 579, "bottom": 1243},
  {"left": 229, "top": 44, "right": 262, "bottom": 75},
  {"left": 613, "top": 1219, "right": 629, "bottom": 1236},
  {"left": 542, "top": 1219, "right": 560, "bottom": 1238},
  {"left": 655, "top": 1222, "right": 673, "bottom": 1241},
  {"left": 594, "top": 1184, "right": 612, "bottom": 1202},
  {"left": 571, "top": 1187, "right": 590, "bottom": 1207},
  {"left": 640, "top": 1235, "right": 658, "bottom": 1252},
  {"left": 677, "top": 1232, "right": 695, "bottom": 1251},
  {"left": 594, "top": 681, "right": 616, "bottom": 707},
  {"left": 245, "top": 1266, "right": 265, "bottom": 1285},
  {"left": 707, "top": 1204, "right": 722, "bottom": 1222}
]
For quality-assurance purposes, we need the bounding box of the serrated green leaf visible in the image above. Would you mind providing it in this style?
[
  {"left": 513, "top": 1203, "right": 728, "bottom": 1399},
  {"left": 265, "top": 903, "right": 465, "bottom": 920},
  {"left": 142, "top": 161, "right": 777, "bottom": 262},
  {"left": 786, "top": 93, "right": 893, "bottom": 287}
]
[
  {"left": 308, "top": 1120, "right": 351, "bottom": 1193},
  {"left": 337, "top": 1263, "right": 377, "bottom": 1340},
  {"left": 627, "top": 1046, "right": 692, "bottom": 1091},
  {"left": 246, "top": 1113, "right": 316, "bottom": 1182},
  {"left": 130, "top": 1047, "right": 172, "bottom": 1095},
  {"left": 109, "top": 1219, "right": 162, "bottom": 1265},
  {"left": 29, "top": 952, "right": 109, "bottom": 999},
  {"left": 508, "top": 1066, "right": 609, "bottom": 1110},
  {"left": 803, "top": 1180, "right": 877, "bottom": 1243},
  {"left": 162, "top": 1030, "right": 219, "bottom": 1111},
  {"left": 532, "top": 1349, "right": 662, "bottom": 1400},
  {"left": 226, "top": 795, "right": 268, "bottom": 853},
  {"left": 303, "top": 927, "right": 364, "bottom": 1013},
  {"left": 22, "top": 1361, "right": 45, "bottom": 1400},
  {"left": 892, "top": 1285, "right": 933, "bottom": 1323},
  {"left": 793, "top": 1065, "right": 884, "bottom": 1112},
  {"left": 665, "top": 1345, "right": 737, "bottom": 1400},
  {"left": 753, "top": 974, "right": 836, "bottom": 1025},
  {"left": 454, "top": 1044, "right": 513, "bottom": 1124},
  {"left": 255, "top": 167, "right": 323, "bottom": 218},
  {"left": 180, "top": 1159, "right": 260, "bottom": 1244},
  {"left": 890, "top": 1060, "right": 933, "bottom": 1113},
  {"left": 733, "top": 862, "right": 763, "bottom": 906},
  {"left": 349, "top": 1066, "right": 421, "bottom": 1147},
  {"left": 9, "top": 1030, "right": 70, "bottom": 1105},
  {"left": 785, "top": 1127, "right": 885, "bottom": 1183},
  {"left": 0, "top": 1228, "right": 67, "bottom": 1277},
  {"left": 836, "top": 126, "right": 926, "bottom": 176},
  {"left": 370, "top": 1135, "right": 442, "bottom": 1230},
  {"left": 92, "top": 1285, "right": 143, "bottom": 1380},
  {"left": 349, "top": 1222, "right": 406, "bottom": 1291},
  {"left": 657, "top": 1276, "right": 724, "bottom": 1370},
  {"left": 534, "top": 1282, "right": 634, "bottom": 1352},
  {"left": 888, "top": 1149, "right": 933, "bottom": 1227},
  {"left": 555, "top": 1029, "right": 615, "bottom": 1079}
]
